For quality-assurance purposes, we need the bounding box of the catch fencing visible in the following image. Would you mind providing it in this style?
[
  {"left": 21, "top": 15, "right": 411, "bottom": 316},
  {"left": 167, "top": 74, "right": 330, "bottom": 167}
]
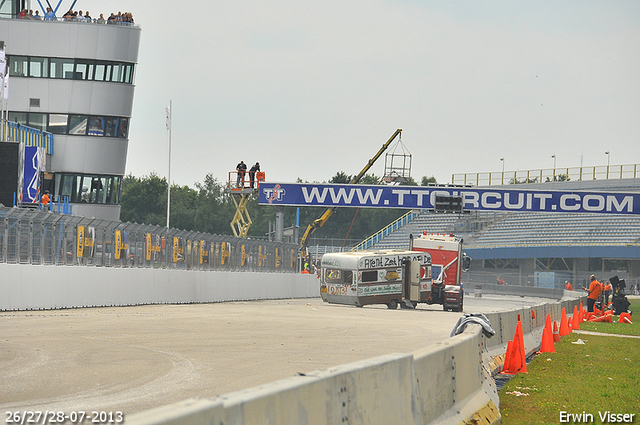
[{"left": 0, "top": 206, "right": 299, "bottom": 273}]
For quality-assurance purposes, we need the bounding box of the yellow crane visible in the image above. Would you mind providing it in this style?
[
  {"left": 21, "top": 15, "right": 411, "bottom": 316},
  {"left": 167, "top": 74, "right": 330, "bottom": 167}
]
[{"left": 299, "top": 129, "right": 402, "bottom": 259}]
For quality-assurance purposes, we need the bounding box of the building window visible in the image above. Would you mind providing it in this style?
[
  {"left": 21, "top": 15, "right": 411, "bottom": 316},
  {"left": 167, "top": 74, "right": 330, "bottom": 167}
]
[
  {"left": 75, "top": 60, "right": 94, "bottom": 80},
  {"left": 55, "top": 173, "right": 122, "bottom": 205},
  {"left": 27, "top": 113, "right": 47, "bottom": 132},
  {"left": 8, "top": 56, "right": 134, "bottom": 84},
  {"left": 88, "top": 117, "right": 105, "bottom": 136},
  {"left": 10, "top": 111, "right": 130, "bottom": 138},
  {"left": 8, "top": 111, "right": 27, "bottom": 125},
  {"left": 9, "top": 55, "right": 28, "bottom": 77},
  {"left": 69, "top": 115, "right": 88, "bottom": 135},
  {"left": 48, "top": 114, "right": 68, "bottom": 134},
  {"left": 29, "top": 57, "right": 49, "bottom": 78}
]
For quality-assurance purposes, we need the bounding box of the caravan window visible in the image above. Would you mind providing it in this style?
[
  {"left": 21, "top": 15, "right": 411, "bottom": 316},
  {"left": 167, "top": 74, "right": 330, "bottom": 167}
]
[
  {"left": 325, "top": 269, "right": 353, "bottom": 284},
  {"left": 361, "top": 270, "right": 378, "bottom": 283}
]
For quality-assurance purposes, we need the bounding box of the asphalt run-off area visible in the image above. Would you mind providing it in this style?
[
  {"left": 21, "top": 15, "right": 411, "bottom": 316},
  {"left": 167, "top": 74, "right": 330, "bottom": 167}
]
[{"left": 1, "top": 295, "right": 546, "bottom": 419}]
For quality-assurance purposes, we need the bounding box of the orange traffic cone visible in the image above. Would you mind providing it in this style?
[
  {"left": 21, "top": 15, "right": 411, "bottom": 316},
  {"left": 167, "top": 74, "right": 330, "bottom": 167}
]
[
  {"left": 539, "top": 314, "right": 555, "bottom": 353},
  {"left": 532, "top": 310, "right": 536, "bottom": 320},
  {"left": 553, "top": 321, "right": 561, "bottom": 342},
  {"left": 588, "top": 315, "right": 612, "bottom": 323},
  {"left": 502, "top": 340, "right": 514, "bottom": 373},
  {"left": 502, "top": 317, "right": 527, "bottom": 375},
  {"left": 619, "top": 312, "right": 633, "bottom": 324},
  {"left": 580, "top": 302, "right": 584, "bottom": 322},
  {"left": 572, "top": 305, "right": 580, "bottom": 330},
  {"left": 559, "top": 307, "right": 570, "bottom": 337}
]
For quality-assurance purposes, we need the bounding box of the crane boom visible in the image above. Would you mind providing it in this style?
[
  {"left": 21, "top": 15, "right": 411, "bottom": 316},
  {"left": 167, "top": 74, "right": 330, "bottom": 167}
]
[{"left": 299, "top": 129, "right": 402, "bottom": 258}]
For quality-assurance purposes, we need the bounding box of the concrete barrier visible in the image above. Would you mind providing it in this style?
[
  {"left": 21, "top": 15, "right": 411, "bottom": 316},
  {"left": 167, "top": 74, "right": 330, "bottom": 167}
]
[
  {"left": 0, "top": 264, "right": 319, "bottom": 311},
  {"left": 4, "top": 263, "right": 585, "bottom": 423}
]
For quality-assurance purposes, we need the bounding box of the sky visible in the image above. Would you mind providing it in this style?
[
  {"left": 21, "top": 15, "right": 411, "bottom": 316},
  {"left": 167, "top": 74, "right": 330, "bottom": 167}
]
[{"left": 79, "top": 0, "right": 640, "bottom": 187}]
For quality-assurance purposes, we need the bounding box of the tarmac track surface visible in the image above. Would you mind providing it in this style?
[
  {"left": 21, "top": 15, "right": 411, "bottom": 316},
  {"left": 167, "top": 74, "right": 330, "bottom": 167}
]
[{"left": 0, "top": 295, "right": 546, "bottom": 419}]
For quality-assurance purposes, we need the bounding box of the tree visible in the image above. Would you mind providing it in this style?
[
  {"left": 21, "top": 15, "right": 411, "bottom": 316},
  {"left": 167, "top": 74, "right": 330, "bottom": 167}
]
[
  {"left": 330, "top": 171, "right": 351, "bottom": 183},
  {"left": 120, "top": 173, "right": 167, "bottom": 225},
  {"left": 421, "top": 176, "right": 437, "bottom": 186}
]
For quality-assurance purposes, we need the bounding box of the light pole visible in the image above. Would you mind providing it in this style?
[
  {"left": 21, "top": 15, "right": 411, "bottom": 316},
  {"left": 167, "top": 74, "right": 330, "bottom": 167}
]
[
  {"left": 551, "top": 155, "right": 556, "bottom": 181},
  {"left": 500, "top": 158, "right": 504, "bottom": 184},
  {"left": 605, "top": 151, "right": 610, "bottom": 179}
]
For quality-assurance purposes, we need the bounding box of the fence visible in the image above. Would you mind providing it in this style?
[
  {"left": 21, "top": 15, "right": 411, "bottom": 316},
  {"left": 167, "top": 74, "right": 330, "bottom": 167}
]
[
  {"left": 452, "top": 164, "right": 640, "bottom": 186},
  {"left": 0, "top": 206, "right": 299, "bottom": 273}
]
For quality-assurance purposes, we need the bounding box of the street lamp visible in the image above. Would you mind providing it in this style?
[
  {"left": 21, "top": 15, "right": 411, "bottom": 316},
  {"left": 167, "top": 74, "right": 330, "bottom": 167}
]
[
  {"left": 500, "top": 158, "right": 505, "bottom": 184},
  {"left": 605, "top": 151, "right": 610, "bottom": 179},
  {"left": 551, "top": 155, "right": 556, "bottom": 181}
]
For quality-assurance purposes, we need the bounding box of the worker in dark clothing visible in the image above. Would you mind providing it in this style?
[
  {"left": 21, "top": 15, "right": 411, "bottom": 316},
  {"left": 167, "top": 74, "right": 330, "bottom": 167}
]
[
  {"left": 236, "top": 161, "right": 247, "bottom": 188},
  {"left": 249, "top": 162, "right": 260, "bottom": 188}
]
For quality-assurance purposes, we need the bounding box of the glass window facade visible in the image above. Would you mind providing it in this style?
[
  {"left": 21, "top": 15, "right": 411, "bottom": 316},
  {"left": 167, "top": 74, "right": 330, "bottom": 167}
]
[
  {"left": 55, "top": 173, "right": 122, "bottom": 204},
  {"left": 9, "top": 112, "right": 129, "bottom": 138},
  {"left": 8, "top": 55, "right": 135, "bottom": 84}
]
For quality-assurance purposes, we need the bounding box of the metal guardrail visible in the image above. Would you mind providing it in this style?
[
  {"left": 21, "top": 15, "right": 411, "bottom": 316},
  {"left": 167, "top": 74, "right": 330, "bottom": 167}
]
[
  {"left": 350, "top": 209, "right": 420, "bottom": 251},
  {"left": 452, "top": 164, "right": 640, "bottom": 186},
  {"left": 0, "top": 120, "right": 54, "bottom": 154},
  {"left": 0, "top": 206, "right": 298, "bottom": 272}
]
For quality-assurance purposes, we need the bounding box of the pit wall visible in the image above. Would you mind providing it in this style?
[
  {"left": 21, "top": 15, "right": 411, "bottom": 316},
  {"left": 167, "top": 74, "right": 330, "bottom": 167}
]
[
  {"left": 0, "top": 264, "right": 319, "bottom": 311},
  {"left": 127, "top": 293, "right": 586, "bottom": 425}
]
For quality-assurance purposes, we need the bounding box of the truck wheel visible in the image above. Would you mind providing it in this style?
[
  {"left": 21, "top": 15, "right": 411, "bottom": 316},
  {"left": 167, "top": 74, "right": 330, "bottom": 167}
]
[{"left": 386, "top": 299, "right": 398, "bottom": 309}]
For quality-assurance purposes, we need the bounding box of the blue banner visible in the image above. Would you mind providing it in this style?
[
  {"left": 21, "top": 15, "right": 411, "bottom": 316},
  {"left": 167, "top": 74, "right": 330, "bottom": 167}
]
[
  {"left": 22, "top": 146, "right": 44, "bottom": 203},
  {"left": 258, "top": 183, "right": 640, "bottom": 215}
]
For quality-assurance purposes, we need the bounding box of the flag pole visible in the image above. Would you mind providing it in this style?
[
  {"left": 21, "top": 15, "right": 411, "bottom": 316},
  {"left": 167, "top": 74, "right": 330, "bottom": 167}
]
[{"left": 166, "top": 100, "right": 172, "bottom": 229}]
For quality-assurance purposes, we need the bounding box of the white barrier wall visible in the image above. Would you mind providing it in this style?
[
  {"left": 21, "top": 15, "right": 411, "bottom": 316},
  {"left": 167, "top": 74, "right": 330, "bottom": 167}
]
[
  {"left": 126, "top": 293, "right": 585, "bottom": 425},
  {"left": 2, "top": 263, "right": 585, "bottom": 424},
  {"left": 0, "top": 264, "right": 319, "bottom": 311}
]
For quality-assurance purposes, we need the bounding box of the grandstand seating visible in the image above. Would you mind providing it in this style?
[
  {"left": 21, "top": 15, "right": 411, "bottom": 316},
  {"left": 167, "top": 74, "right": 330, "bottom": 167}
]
[{"left": 368, "top": 210, "right": 640, "bottom": 250}]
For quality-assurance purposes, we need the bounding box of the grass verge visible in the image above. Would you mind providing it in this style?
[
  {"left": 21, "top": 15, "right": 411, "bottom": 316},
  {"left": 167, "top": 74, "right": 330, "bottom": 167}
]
[{"left": 499, "top": 299, "right": 639, "bottom": 424}]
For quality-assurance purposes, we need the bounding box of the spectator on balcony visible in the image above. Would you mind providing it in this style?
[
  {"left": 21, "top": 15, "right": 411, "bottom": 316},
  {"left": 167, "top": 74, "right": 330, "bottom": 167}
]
[
  {"left": 97, "top": 13, "right": 105, "bottom": 24},
  {"left": 107, "top": 13, "right": 116, "bottom": 24},
  {"left": 19, "top": 9, "right": 29, "bottom": 18},
  {"left": 84, "top": 11, "right": 92, "bottom": 21},
  {"left": 44, "top": 7, "right": 55, "bottom": 20}
]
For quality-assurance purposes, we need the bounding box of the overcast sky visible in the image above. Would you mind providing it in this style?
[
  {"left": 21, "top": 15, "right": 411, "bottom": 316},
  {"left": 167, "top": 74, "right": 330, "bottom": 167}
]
[{"left": 82, "top": 0, "right": 640, "bottom": 187}]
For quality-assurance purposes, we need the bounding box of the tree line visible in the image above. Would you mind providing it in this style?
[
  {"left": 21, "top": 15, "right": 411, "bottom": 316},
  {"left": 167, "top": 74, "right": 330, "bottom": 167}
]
[{"left": 120, "top": 172, "right": 437, "bottom": 244}]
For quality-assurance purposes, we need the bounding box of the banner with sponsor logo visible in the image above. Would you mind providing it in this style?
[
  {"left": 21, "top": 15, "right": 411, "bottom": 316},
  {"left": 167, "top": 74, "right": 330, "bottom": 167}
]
[
  {"left": 258, "top": 183, "right": 640, "bottom": 215},
  {"left": 23, "top": 146, "right": 45, "bottom": 203}
]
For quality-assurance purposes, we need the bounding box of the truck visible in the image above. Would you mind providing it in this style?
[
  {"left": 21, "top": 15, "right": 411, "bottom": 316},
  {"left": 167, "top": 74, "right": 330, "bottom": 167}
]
[
  {"left": 410, "top": 232, "right": 470, "bottom": 312},
  {"left": 319, "top": 232, "right": 470, "bottom": 311}
]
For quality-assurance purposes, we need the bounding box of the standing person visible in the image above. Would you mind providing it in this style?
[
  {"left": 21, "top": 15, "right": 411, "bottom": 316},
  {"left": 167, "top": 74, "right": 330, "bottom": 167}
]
[
  {"left": 236, "top": 161, "right": 247, "bottom": 188},
  {"left": 44, "top": 7, "right": 55, "bottom": 20},
  {"left": 249, "top": 162, "right": 260, "bottom": 188},
  {"left": 603, "top": 281, "right": 612, "bottom": 308},
  {"left": 582, "top": 275, "right": 603, "bottom": 313}
]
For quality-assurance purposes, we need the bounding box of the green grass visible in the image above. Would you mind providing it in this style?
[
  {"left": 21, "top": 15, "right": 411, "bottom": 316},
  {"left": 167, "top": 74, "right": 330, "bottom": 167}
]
[
  {"left": 579, "top": 299, "right": 640, "bottom": 336},
  {"left": 499, "top": 299, "right": 639, "bottom": 424}
]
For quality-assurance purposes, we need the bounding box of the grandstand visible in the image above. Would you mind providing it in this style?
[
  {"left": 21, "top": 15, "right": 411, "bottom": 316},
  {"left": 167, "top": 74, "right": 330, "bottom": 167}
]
[{"left": 360, "top": 178, "right": 640, "bottom": 289}]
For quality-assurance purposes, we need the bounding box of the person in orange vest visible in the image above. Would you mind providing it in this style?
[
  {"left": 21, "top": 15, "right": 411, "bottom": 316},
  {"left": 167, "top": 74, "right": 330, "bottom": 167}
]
[
  {"left": 582, "top": 275, "right": 603, "bottom": 312},
  {"left": 603, "top": 281, "right": 612, "bottom": 308},
  {"left": 565, "top": 281, "right": 573, "bottom": 291},
  {"left": 41, "top": 190, "right": 51, "bottom": 206}
]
